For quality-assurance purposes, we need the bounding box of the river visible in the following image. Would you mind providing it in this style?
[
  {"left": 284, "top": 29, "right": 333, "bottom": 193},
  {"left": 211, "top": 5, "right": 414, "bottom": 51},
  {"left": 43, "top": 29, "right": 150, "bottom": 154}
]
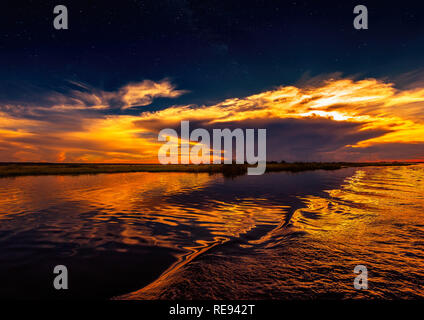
[{"left": 0, "top": 165, "right": 423, "bottom": 299}]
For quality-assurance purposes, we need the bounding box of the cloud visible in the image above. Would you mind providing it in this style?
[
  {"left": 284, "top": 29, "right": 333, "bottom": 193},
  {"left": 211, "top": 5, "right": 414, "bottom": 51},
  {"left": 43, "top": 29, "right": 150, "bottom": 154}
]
[
  {"left": 120, "top": 80, "right": 188, "bottom": 109},
  {"left": 0, "top": 79, "right": 187, "bottom": 115},
  {"left": 0, "top": 75, "right": 423, "bottom": 163}
]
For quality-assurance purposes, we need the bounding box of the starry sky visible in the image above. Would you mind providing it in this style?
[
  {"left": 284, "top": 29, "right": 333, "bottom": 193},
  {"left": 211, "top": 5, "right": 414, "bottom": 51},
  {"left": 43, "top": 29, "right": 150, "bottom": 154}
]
[{"left": 1, "top": 0, "right": 424, "bottom": 162}]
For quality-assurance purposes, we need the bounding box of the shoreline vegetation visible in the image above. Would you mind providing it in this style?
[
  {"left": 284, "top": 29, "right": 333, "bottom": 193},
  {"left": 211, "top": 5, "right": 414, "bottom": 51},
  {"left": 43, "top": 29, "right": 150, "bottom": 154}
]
[{"left": 0, "top": 161, "right": 417, "bottom": 178}]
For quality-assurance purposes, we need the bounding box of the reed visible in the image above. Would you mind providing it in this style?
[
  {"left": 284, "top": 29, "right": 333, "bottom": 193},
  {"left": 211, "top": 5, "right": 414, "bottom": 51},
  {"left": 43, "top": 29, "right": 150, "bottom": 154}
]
[{"left": 0, "top": 161, "right": 414, "bottom": 178}]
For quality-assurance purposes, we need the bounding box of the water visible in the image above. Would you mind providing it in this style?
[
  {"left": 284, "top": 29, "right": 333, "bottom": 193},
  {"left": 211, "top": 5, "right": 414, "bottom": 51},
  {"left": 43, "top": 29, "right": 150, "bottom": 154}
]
[{"left": 0, "top": 165, "right": 423, "bottom": 299}]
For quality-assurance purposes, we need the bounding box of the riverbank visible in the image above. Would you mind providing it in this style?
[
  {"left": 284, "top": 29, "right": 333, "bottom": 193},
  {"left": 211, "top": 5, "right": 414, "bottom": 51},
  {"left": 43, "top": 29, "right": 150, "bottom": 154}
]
[{"left": 0, "top": 161, "right": 415, "bottom": 178}]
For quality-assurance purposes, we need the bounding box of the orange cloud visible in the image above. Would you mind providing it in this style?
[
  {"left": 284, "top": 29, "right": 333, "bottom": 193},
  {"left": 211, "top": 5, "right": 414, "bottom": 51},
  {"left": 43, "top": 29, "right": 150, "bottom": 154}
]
[
  {"left": 18, "top": 79, "right": 188, "bottom": 112},
  {"left": 0, "top": 76, "right": 423, "bottom": 163},
  {"left": 135, "top": 77, "right": 424, "bottom": 146},
  {"left": 120, "top": 79, "right": 188, "bottom": 109}
]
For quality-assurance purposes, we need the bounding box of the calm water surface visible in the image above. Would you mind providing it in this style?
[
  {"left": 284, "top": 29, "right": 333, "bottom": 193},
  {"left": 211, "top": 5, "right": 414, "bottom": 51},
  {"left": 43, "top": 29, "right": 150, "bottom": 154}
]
[{"left": 0, "top": 165, "right": 423, "bottom": 299}]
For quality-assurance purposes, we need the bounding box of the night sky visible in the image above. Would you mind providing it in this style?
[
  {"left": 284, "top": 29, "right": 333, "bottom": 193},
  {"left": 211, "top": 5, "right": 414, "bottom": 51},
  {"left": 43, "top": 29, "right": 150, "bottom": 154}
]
[
  {"left": 1, "top": 0, "right": 424, "bottom": 162},
  {"left": 1, "top": 0, "right": 423, "bottom": 107}
]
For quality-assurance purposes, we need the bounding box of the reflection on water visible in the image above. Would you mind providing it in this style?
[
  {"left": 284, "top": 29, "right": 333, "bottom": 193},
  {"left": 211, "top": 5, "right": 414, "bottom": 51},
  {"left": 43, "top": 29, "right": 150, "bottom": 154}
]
[{"left": 0, "top": 165, "right": 423, "bottom": 299}]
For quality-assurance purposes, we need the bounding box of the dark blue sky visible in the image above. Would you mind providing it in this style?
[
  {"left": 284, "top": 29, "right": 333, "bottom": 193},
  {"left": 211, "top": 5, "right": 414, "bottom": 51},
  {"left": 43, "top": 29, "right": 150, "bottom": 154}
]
[{"left": 1, "top": 0, "right": 424, "bottom": 111}]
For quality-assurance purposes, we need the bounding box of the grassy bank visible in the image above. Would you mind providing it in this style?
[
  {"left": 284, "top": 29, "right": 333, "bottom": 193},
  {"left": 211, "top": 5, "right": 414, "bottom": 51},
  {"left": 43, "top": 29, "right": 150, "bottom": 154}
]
[{"left": 0, "top": 161, "right": 415, "bottom": 178}]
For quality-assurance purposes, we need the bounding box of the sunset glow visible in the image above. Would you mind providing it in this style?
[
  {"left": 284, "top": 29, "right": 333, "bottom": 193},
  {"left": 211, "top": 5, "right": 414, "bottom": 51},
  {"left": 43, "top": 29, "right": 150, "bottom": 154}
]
[{"left": 1, "top": 77, "right": 423, "bottom": 163}]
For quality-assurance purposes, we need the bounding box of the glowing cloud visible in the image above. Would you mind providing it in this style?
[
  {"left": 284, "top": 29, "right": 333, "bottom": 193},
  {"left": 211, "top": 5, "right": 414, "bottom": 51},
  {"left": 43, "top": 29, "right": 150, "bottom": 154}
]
[
  {"left": 120, "top": 79, "right": 188, "bottom": 109},
  {"left": 0, "top": 75, "right": 423, "bottom": 163}
]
